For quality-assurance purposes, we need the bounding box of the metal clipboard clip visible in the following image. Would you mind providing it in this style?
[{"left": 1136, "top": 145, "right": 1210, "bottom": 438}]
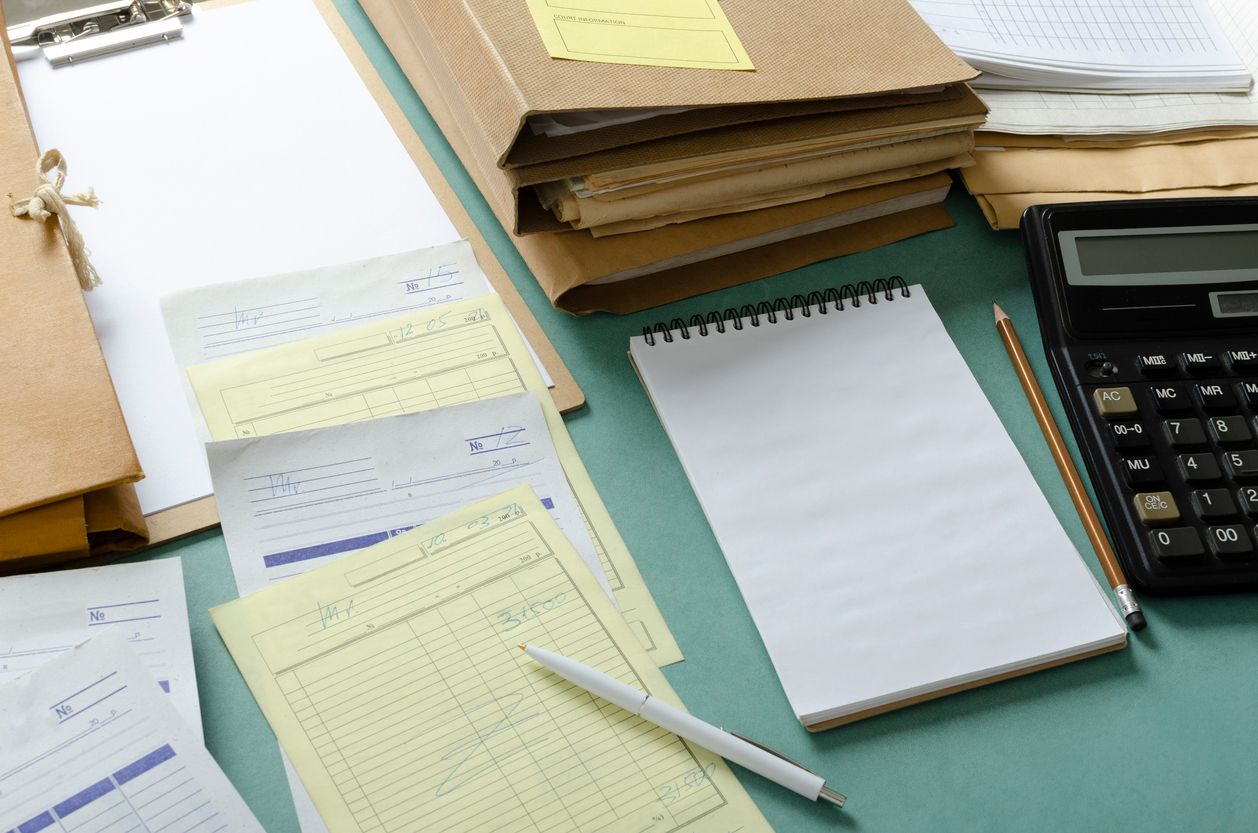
[
  {"left": 728, "top": 730, "right": 848, "bottom": 807},
  {"left": 6, "top": 1, "right": 192, "bottom": 66}
]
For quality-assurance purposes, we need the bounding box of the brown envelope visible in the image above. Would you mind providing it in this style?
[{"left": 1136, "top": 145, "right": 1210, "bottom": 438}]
[
  {"left": 401, "top": 0, "right": 976, "bottom": 167},
  {"left": 962, "top": 138, "right": 1258, "bottom": 195},
  {"left": 0, "top": 15, "right": 147, "bottom": 571},
  {"left": 363, "top": 0, "right": 956, "bottom": 313},
  {"left": 974, "top": 185, "right": 1258, "bottom": 230}
]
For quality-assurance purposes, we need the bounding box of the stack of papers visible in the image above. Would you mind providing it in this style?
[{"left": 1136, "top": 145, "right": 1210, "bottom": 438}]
[
  {"left": 911, "top": 0, "right": 1251, "bottom": 92},
  {"left": 913, "top": 0, "right": 1258, "bottom": 227},
  {"left": 162, "top": 271, "right": 686, "bottom": 832}
]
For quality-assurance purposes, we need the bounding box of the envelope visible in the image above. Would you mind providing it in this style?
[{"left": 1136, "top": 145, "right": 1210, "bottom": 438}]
[{"left": 0, "top": 16, "right": 147, "bottom": 571}]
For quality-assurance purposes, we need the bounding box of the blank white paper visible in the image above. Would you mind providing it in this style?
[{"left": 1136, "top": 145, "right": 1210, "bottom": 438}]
[{"left": 630, "top": 286, "right": 1125, "bottom": 723}]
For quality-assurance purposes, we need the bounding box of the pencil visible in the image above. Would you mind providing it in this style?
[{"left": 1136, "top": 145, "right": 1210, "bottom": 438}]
[{"left": 994, "top": 303, "right": 1147, "bottom": 632}]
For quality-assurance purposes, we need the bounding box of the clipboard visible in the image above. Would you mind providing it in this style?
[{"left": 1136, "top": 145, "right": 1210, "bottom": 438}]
[{"left": 5, "top": 0, "right": 584, "bottom": 551}]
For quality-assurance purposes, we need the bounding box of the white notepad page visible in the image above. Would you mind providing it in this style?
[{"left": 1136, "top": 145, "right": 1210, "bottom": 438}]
[{"left": 629, "top": 286, "right": 1125, "bottom": 726}]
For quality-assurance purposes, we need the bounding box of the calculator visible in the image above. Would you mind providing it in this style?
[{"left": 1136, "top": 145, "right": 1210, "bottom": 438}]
[{"left": 1023, "top": 197, "right": 1258, "bottom": 594}]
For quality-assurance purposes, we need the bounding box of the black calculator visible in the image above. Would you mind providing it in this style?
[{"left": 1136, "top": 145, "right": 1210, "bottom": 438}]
[{"left": 1023, "top": 197, "right": 1258, "bottom": 594}]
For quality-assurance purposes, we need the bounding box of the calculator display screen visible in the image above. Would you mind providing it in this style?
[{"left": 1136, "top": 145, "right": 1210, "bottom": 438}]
[{"left": 1060, "top": 224, "right": 1258, "bottom": 287}]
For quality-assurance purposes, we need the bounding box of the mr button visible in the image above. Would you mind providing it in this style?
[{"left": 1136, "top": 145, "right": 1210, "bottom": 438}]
[{"left": 1093, "top": 387, "right": 1138, "bottom": 418}]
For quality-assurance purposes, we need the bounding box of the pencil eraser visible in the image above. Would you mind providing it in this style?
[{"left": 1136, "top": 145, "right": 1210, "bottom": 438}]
[{"left": 1125, "top": 610, "right": 1147, "bottom": 632}]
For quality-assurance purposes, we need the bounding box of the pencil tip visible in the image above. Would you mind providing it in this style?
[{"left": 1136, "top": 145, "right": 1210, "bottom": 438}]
[{"left": 993, "top": 302, "right": 1008, "bottom": 323}]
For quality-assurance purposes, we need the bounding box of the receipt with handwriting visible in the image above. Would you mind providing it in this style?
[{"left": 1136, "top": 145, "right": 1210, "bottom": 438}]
[
  {"left": 0, "top": 630, "right": 263, "bottom": 833},
  {"left": 212, "top": 486, "right": 771, "bottom": 833}
]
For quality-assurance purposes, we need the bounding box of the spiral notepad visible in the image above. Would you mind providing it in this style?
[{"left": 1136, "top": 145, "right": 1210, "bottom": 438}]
[{"left": 629, "top": 281, "right": 1126, "bottom": 730}]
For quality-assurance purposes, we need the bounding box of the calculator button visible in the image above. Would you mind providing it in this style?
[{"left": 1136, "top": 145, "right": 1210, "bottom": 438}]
[
  {"left": 1137, "top": 353, "right": 1173, "bottom": 374},
  {"left": 1207, "top": 415, "right": 1252, "bottom": 445},
  {"left": 1150, "top": 384, "right": 1191, "bottom": 413},
  {"left": 1227, "top": 350, "right": 1258, "bottom": 370},
  {"left": 1133, "top": 491, "right": 1180, "bottom": 524},
  {"left": 1195, "top": 383, "right": 1237, "bottom": 411},
  {"left": 1110, "top": 422, "right": 1150, "bottom": 449},
  {"left": 1148, "top": 527, "right": 1204, "bottom": 563},
  {"left": 1223, "top": 451, "right": 1258, "bottom": 481},
  {"left": 1207, "top": 525, "right": 1254, "bottom": 559},
  {"left": 1163, "top": 418, "right": 1207, "bottom": 448},
  {"left": 1121, "top": 457, "right": 1163, "bottom": 485},
  {"left": 1240, "top": 381, "right": 1258, "bottom": 407},
  {"left": 1177, "top": 453, "right": 1221, "bottom": 482},
  {"left": 1092, "top": 387, "right": 1137, "bottom": 418},
  {"left": 1182, "top": 351, "right": 1222, "bottom": 373},
  {"left": 1192, "top": 489, "right": 1237, "bottom": 519},
  {"left": 1241, "top": 486, "right": 1258, "bottom": 516}
]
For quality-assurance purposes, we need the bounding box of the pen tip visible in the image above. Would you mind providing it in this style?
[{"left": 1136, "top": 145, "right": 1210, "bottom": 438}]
[
  {"left": 993, "top": 302, "right": 1008, "bottom": 323},
  {"left": 517, "top": 644, "right": 527, "bottom": 652}
]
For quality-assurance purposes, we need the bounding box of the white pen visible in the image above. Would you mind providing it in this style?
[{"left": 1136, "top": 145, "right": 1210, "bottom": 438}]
[{"left": 520, "top": 644, "right": 846, "bottom": 808}]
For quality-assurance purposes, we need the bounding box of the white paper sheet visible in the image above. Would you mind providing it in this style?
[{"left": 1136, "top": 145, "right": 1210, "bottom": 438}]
[
  {"left": 17, "top": 0, "right": 462, "bottom": 514},
  {"left": 160, "top": 242, "right": 553, "bottom": 447},
  {"left": 629, "top": 286, "right": 1126, "bottom": 725},
  {"left": 207, "top": 391, "right": 609, "bottom": 598},
  {"left": 0, "top": 558, "right": 201, "bottom": 738},
  {"left": 0, "top": 630, "right": 264, "bottom": 833},
  {"left": 910, "top": 0, "right": 1250, "bottom": 91},
  {"left": 979, "top": 0, "right": 1258, "bottom": 133}
]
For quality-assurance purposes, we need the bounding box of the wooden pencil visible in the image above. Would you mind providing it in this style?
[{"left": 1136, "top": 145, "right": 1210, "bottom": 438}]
[{"left": 994, "top": 303, "right": 1147, "bottom": 631}]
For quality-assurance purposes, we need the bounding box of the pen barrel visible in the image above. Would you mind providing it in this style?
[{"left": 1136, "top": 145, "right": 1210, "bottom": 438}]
[{"left": 639, "top": 698, "right": 826, "bottom": 801}]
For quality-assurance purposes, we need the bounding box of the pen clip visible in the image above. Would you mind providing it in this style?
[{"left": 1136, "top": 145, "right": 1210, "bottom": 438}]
[
  {"left": 725, "top": 729, "right": 816, "bottom": 772},
  {"left": 725, "top": 730, "right": 847, "bottom": 808}
]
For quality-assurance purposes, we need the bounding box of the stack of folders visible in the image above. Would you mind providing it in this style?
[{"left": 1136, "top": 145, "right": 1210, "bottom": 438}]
[
  {"left": 358, "top": 0, "right": 987, "bottom": 313},
  {"left": 910, "top": 0, "right": 1258, "bottom": 229}
]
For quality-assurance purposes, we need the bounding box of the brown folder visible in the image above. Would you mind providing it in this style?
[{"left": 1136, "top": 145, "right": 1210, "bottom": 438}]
[
  {"left": 0, "top": 25, "right": 147, "bottom": 573},
  {"left": 362, "top": 0, "right": 957, "bottom": 314},
  {"left": 404, "top": 0, "right": 976, "bottom": 168}
]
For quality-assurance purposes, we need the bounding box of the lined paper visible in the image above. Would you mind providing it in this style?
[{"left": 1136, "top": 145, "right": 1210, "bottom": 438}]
[
  {"left": 0, "top": 631, "right": 263, "bottom": 833},
  {"left": 212, "top": 487, "right": 768, "bottom": 833},
  {"left": 0, "top": 559, "right": 200, "bottom": 737},
  {"left": 189, "top": 294, "right": 681, "bottom": 667}
]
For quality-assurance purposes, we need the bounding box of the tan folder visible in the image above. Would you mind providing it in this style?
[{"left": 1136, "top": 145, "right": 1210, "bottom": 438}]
[
  {"left": 405, "top": 0, "right": 976, "bottom": 169},
  {"left": 0, "top": 26, "right": 147, "bottom": 573},
  {"left": 362, "top": 0, "right": 958, "bottom": 313}
]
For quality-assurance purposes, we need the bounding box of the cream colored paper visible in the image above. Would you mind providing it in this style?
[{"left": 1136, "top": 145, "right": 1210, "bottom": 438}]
[
  {"left": 188, "top": 293, "right": 681, "bottom": 665},
  {"left": 525, "top": 0, "right": 754, "bottom": 70},
  {"left": 211, "top": 487, "right": 769, "bottom": 833}
]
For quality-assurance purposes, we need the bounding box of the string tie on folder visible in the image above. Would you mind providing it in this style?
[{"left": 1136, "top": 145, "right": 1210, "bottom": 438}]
[{"left": 10, "top": 149, "right": 103, "bottom": 291}]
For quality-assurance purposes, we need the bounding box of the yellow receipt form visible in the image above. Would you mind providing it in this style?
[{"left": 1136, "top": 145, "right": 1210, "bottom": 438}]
[
  {"left": 187, "top": 293, "right": 681, "bottom": 666},
  {"left": 526, "top": 0, "right": 754, "bottom": 71},
  {"left": 212, "top": 486, "right": 773, "bottom": 833}
]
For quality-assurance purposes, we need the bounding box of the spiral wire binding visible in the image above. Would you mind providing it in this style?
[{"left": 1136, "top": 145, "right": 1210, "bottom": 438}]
[{"left": 641, "top": 277, "right": 910, "bottom": 345}]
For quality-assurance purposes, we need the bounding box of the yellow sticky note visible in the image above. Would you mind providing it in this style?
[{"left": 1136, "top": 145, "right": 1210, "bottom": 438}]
[
  {"left": 186, "top": 293, "right": 682, "bottom": 667},
  {"left": 526, "top": 0, "right": 755, "bottom": 71},
  {"left": 212, "top": 486, "right": 775, "bottom": 833}
]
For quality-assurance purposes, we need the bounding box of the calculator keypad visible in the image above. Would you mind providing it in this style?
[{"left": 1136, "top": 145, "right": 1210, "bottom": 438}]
[{"left": 1080, "top": 343, "right": 1258, "bottom": 587}]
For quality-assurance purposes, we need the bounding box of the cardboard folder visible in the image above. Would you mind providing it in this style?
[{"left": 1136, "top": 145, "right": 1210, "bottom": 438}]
[
  {"left": 406, "top": 0, "right": 976, "bottom": 169},
  {"left": 362, "top": 0, "right": 960, "bottom": 313},
  {"left": 0, "top": 29, "right": 146, "bottom": 573}
]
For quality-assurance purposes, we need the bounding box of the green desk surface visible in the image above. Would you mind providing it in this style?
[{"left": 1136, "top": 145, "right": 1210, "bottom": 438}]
[{"left": 125, "top": 3, "right": 1258, "bottom": 831}]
